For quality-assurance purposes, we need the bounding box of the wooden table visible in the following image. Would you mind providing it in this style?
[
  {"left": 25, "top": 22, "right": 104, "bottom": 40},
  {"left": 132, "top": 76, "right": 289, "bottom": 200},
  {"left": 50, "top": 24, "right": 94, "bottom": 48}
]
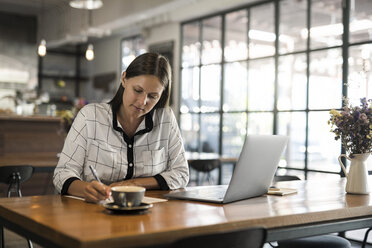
[{"left": 0, "top": 178, "right": 372, "bottom": 248}]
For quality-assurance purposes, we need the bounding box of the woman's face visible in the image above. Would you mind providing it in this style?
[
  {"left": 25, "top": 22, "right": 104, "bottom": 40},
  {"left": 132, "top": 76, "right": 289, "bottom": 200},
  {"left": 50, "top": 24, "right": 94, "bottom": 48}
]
[{"left": 121, "top": 72, "right": 164, "bottom": 119}]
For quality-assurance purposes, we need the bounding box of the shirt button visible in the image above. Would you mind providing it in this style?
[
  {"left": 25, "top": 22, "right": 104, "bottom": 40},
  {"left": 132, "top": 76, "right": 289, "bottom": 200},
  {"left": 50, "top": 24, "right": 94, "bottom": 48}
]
[
  {"left": 129, "top": 163, "right": 133, "bottom": 167},
  {"left": 128, "top": 144, "right": 132, "bottom": 148}
]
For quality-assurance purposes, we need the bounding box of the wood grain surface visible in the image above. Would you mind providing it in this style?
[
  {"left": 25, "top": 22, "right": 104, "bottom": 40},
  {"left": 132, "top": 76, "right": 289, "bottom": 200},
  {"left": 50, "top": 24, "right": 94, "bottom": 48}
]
[{"left": 0, "top": 178, "right": 371, "bottom": 248}]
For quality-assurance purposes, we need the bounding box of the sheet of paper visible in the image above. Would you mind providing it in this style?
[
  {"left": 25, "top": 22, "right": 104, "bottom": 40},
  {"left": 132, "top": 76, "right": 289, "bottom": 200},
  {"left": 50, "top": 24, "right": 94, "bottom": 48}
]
[
  {"left": 142, "top": 196, "right": 168, "bottom": 204},
  {"left": 63, "top": 195, "right": 167, "bottom": 204},
  {"left": 64, "top": 195, "right": 85, "bottom": 201}
]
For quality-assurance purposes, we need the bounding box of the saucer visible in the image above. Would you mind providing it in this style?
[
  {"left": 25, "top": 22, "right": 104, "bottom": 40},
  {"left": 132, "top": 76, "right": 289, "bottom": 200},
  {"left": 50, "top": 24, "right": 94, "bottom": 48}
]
[{"left": 103, "top": 202, "right": 153, "bottom": 213}]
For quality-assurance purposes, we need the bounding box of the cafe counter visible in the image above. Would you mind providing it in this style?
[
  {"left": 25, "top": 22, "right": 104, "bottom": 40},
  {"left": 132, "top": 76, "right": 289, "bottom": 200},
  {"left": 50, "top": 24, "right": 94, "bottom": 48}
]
[{"left": 0, "top": 115, "right": 65, "bottom": 196}]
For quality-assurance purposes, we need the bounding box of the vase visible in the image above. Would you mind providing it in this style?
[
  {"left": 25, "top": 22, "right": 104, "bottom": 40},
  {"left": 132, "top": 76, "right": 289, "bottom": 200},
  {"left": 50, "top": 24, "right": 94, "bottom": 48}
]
[{"left": 338, "top": 153, "right": 370, "bottom": 194}]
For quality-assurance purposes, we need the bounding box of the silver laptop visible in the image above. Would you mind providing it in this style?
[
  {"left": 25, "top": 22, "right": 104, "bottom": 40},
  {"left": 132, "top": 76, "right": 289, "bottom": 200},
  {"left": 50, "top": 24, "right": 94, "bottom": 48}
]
[{"left": 165, "top": 135, "right": 288, "bottom": 204}]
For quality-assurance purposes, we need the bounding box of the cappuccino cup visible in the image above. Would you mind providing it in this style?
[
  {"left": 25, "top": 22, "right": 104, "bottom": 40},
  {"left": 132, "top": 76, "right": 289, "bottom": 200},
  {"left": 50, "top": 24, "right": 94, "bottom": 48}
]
[{"left": 111, "top": 186, "right": 145, "bottom": 207}]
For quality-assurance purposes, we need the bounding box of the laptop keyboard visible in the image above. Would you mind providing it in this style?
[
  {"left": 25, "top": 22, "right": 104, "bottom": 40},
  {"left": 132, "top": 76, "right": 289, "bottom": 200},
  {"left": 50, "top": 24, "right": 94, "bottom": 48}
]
[{"left": 190, "top": 187, "right": 227, "bottom": 200}]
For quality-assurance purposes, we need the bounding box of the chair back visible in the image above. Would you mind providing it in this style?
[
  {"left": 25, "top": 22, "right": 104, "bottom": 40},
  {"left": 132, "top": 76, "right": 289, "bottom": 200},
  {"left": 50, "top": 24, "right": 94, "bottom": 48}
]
[
  {"left": 0, "top": 165, "right": 34, "bottom": 184},
  {"left": 171, "top": 227, "right": 266, "bottom": 248},
  {"left": 189, "top": 159, "right": 220, "bottom": 173},
  {"left": 0, "top": 165, "right": 34, "bottom": 197}
]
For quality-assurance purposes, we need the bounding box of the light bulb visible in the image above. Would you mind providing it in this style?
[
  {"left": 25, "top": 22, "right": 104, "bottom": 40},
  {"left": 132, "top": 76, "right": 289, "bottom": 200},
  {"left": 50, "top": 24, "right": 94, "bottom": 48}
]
[
  {"left": 85, "top": 44, "right": 94, "bottom": 61},
  {"left": 70, "top": 0, "right": 103, "bottom": 10},
  {"left": 38, "top": 39, "right": 47, "bottom": 57}
]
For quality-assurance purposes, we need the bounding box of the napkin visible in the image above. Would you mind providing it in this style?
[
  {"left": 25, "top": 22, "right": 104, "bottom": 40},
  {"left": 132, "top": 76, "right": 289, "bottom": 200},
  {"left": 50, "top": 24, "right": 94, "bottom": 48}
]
[{"left": 267, "top": 187, "right": 297, "bottom": 196}]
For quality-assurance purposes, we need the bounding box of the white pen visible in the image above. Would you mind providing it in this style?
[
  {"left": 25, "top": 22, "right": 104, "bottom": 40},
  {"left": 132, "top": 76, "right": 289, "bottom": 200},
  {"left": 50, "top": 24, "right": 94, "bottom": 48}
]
[
  {"left": 89, "top": 165, "right": 112, "bottom": 204},
  {"left": 89, "top": 165, "right": 102, "bottom": 184}
]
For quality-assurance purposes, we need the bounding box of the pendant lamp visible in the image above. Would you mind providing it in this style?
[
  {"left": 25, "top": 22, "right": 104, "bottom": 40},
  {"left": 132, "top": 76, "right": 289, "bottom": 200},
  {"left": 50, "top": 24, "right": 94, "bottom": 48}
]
[
  {"left": 38, "top": 0, "right": 47, "bottom": 56},
  {"left": 69, "top": 0, "right": 103, "bottom": 10},
  {"left": 85, "top": 10, "right": 95, "bottom": 61},
  {"left": 85, "top": 44, "right": 94, "bottom": 61}
]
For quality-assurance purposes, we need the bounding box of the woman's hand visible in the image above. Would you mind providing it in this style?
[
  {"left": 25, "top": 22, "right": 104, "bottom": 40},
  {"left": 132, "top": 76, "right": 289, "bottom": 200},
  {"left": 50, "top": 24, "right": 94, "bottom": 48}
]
[
  {"left": 67, "top": 180, "right": 111, "bottom": 203},
  {"left": 83, "top": 180, "right": 111, "bottom": 203}
]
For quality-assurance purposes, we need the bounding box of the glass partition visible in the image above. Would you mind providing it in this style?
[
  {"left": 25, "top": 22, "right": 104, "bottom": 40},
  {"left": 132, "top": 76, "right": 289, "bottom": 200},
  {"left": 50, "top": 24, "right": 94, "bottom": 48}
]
[
  {"left": 279, "top": 0, "right": 307, "bottom": 54},
  {"left": 308, "top": 49, "right": 342, "bottom": 110},
  {"left": 222, "top": 113, "right": 247, "bottom": 157},
  {"left": 310, "top": 0, "right": 343, "bottom": 49},
  {"left": 277, "top": 112, "right": 306, "bottom": 169},
  {"left": 278, "top": 54, "right": 307, "bottom": 110},
  {"left": 182, "top": 22, "right": 200, "bottom": 67},
  {"left": 248, "top": 58, "right": 275, "bottom": 111},
  {"left": 121, "top": 36, "right": 146, "bottom": 72},
  {"left": 348, "top": 44, "right": 372, "bottom": 105},
  {"left": 249, "top": 3, "right": 275, "bottom": 58},
  {"left": 201, "top": 17, "right": 222, "bottom": 65},
  {"left": 223, "top": 62, "right": 247, "bottom": 112},
  {"left": 225, "top": 10, "right": 248, "bottom": 62},
  {"left": 180, "top": 0, "right": 372, "bottom": 180},
  {"left": 200, "top": 65, "right": 221, "bottom": 112},
  {"left": 349, "top": 0, "right": 372, "bottom": 44},
  {"left": 308, "top": 111, "right": 340, "bottom": 173}
]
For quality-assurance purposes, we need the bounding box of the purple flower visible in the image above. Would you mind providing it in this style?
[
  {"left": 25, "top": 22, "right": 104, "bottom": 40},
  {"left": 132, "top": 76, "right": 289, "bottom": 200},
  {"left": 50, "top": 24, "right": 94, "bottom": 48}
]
[
  {"left": 361, "top": 97, "right": 368, "bottom": 108},
  {"left": 329, "top": 97, "right": 372, "bottom": 155}
]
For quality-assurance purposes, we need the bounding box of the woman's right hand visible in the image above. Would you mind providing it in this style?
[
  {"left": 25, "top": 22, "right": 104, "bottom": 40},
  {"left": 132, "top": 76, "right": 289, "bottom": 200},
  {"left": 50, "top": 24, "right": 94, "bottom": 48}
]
[{"left": 83, "top": 180, "right": 111, "bottom": 203}]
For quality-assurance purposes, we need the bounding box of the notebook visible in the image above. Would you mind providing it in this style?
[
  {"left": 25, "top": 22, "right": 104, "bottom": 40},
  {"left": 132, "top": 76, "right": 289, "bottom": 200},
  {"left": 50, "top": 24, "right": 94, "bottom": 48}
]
[{"left": 164, "top": 135, "right": 288, "bottom": 204}]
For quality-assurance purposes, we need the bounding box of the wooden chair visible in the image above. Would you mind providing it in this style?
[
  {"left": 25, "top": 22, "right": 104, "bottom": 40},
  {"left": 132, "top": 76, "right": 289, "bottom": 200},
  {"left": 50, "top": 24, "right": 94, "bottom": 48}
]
[
  {"left": 189, "top": 159, "right": 221, "bottom": 185},
  {"left": 0, "top": 165, "right": 34, "bottom": 248},
  {"left": 274, "top": 175, "right": 351, "bottom": 248}
]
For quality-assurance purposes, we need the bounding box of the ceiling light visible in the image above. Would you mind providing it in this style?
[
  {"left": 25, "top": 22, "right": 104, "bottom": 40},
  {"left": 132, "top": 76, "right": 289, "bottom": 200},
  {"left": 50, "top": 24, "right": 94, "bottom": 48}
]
[
  {"left": 69, "top": 0, "right": 103, "bottom": 10},
  {"left": 300, "top": 19, "right": 372, "bottom": 39},
  {"left": 38, "top": 39, "right": 47, "bottom": 57},
  {"left": 249, "top": 30, "right": 276, "bottom": 42},
  {"left": 85, "top": 44, "right": 94, "bottom": 61}
]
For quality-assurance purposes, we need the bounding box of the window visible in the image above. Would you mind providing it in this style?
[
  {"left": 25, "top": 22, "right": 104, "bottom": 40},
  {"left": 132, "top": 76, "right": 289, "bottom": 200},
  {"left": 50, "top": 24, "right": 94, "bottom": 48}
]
[
  {"left": 180, "top": 0, "right": 372, "bottom": 179},
  {"left": 121, "top": 36, "right": 146, "bottom": 72}
]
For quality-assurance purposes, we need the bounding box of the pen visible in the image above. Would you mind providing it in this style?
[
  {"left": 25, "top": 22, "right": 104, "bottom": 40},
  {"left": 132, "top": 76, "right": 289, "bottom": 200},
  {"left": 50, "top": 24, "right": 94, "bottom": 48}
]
[
  {"left": 89, "top": 165, "right": 112, "bottom": 203},
  {"left": 89, "top": 165, "right": 102, "bottom": 184}
]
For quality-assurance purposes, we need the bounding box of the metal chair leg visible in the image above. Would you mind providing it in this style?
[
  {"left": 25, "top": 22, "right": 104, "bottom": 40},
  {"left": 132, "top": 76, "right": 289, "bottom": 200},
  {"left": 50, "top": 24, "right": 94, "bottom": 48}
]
[
  {"left": 17, "top": 181, "right": 22, "bottom": 197},
  {"left": 6, "top": 183, "right": 12, "bottom": 198},
  {"left": 6, "top": 172, "right": 32, "bottom": 247},
  {"left": 0, "top": 226, "right": 4, "bottom": 248},
  {"left": 15, "top": 172, "right": 22, "bottom": 197},
  {"left": 27, "top": 238, "right": 33, "bottom": 248},
  {"left": 362, "top": 228, "right": 372, "bottom": 248}
]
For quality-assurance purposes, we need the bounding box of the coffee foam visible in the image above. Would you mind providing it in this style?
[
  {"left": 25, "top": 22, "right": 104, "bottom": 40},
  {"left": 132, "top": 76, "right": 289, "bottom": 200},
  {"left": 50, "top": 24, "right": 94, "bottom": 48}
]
[{"left": 111, "top": 186, "right": 145, "bottom": 192}]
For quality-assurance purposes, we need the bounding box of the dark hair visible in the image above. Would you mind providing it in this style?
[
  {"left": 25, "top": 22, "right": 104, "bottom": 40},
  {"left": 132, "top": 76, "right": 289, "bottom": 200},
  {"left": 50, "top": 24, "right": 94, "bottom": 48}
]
[{"left": 109, "top": 52, "right": 171, "bottom": 112}]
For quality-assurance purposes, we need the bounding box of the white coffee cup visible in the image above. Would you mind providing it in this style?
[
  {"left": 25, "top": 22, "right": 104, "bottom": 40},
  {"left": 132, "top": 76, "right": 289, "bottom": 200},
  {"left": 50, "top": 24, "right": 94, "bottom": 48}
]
[{"left": 111, "top": 186, "right": 145, "bottom": 207}]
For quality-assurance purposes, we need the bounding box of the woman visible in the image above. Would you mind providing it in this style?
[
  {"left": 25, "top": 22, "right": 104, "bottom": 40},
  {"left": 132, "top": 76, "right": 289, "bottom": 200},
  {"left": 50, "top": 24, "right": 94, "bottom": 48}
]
[{"left": 53, "top": 53, "right": 189, "bottom": 203}]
